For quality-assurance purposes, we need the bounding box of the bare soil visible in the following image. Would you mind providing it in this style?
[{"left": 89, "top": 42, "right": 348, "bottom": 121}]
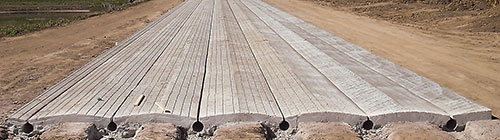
[
  {"left": 39, "top": 122, "right": 102, "bottom": 140},
  {"left": 135, "top": 123, "right": 186, "bottom": 140},
  {"left": 212, "top": 122, "right": 271, "bottom": 140},
  {"left": 263, "top": 0, "right": 500, "bottom": 117},
  {"left": 377, "top": 122, "right": 455, "bottom": 140},
  {"left": 313, "top": 0, "right": 500, "bottom": 33},
  {"left": 294, "top": 122, "right": 360, "bottom": 140},
  {"left": 0, "top": 0, "right": 183, "bottom": 125}
]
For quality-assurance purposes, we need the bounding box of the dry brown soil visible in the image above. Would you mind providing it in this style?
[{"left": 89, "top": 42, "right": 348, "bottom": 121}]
[
  {"left": 379, "top": 122, "right": 455, "bottom": 140},
  {"left": 212, "top": 122, "right": 271, "bottom": 140},
  {"left": 0, "top": 0, "right": 183, "bottom": 125},
  {"left": 294, "top": 122, "right": 360, "bottom": 140},
  {"left": 39, "top": 122, "right": 102, "bottom": 140},
  {"left": 263, "top": 0, "right": 500, "bottom": 117},
  {"left": 135, "top": 123, "right": 185, "bottom": 140}
]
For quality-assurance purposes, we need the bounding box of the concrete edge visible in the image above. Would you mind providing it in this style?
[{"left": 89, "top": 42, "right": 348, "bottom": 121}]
[
  {"left": 287, "top": 111, "right": 366, "bottom": 127},
  {"left": 7, "top": 110, "right": 492, "bottom": 131},
  {"left": 369, "top": 111, "right": 450, "bottom": 128},
  {"left": 453, "top": 110, "right": 492, "bottom": 128}
]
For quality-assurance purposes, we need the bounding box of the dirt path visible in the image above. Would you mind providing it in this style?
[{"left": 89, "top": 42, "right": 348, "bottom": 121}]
[
  {"left": 0, "top": 0, "right": 183, "bottom": 124},
  {"left": 263, "top": 0, "right": 500, "bottom": 117}
]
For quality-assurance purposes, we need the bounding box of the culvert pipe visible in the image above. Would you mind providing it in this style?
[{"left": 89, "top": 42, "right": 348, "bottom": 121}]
[
  {"left": 444, "top": 118, "right": 457, "bottom": 131},
  {"left": 192, "top": 121, "right": 204, "bottom": 132},
  {"left": 107, "top": 121, "right": 117, "bottom": 131},
  {"left": 362, "top": 119, "right": 374, "bottom": 130},
  {"left": 21, "top": 122, "right": 34, "bottom": 133},
  {"left": 279, "top": 120, "right": 289, "bottom": 130}
]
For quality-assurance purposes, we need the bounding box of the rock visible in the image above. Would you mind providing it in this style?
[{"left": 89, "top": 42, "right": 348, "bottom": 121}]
[
  {"left": 464, "top": 120, "right": 500, "bottom": 140},
  {"left": 381, "top": 122, "right": 455, "bottom": 140},
  {"left": 121, "top": 129, "right": 135, "bottom": 138},
  {"left": 40, "top": 122, "right": 103, "bottom": 140},
  {"left": 8, "top": 125, "right": 18, "bottom": 136},
  {"left": 213, "top": 122, "right": 269, "bottom": 140},
  {"left": 0, "top": 126, "right": 8, "bottom": 139},
  {"left": 135, "top": 123, "right": 184, "bottom": 140},
  {"left": 294, "top": 122, "right": 360, "bottom": 140}
]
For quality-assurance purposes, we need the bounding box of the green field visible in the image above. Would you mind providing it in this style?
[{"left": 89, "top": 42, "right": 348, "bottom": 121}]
[
  {"left": 0, "top": 0, "right": 139, "bottom": 38},
  {"left": 0, "top": 0, "right": 130, "bottom": 8}
]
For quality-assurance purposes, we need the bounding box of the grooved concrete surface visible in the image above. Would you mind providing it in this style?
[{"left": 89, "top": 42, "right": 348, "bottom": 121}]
[{"left": 9, "top": 0, "right": 491, "bottom": 128}]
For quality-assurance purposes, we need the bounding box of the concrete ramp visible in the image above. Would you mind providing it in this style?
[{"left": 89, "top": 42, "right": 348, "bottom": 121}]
[{"left": 9, "top": 0, "right": 490, "bottom": 131}]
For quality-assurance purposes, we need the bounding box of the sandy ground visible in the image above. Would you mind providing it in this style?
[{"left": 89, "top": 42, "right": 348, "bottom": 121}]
[
  {"left": 263, "top": 0, "right": 500, "bottom": 117},
  {"left": 293, "top": 122, "right": 360, "bottom": 140},
  {"left": 0, "top": 0, "right": 183, "bottom": 124}
]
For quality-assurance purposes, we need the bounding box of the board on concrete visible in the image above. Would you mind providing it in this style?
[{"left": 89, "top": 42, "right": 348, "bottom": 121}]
[{"left": 10, "top": 0, "right": 490, "bottom": 130}]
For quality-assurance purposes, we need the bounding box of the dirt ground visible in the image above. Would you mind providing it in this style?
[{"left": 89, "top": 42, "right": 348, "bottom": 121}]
[
  {"left": 263, "top": 0, "right": 500, "bottom": 117},
  {"left": 0, "top": 0, "right": 183, "bottom": 125}
]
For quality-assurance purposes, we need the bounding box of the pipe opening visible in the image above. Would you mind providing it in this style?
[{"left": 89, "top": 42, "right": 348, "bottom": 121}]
[
  {"left": 492, "top": 115, "right": 498, "bottom": 120},
  {"left": 21, "top": 122, "right": 34, "bottom": 133},
  {"left": 107, "top": 121, "right": 117, "bottom": 131},
  {"left": 444, "top": 119, "right": 457, "bottom": 130},
  {"left": 192, "top": 121, "right": 204, "bottom": 132},
  {"left": 279, "top": 120, "right": 289, "bottom": 130},
  {"left": 362, "top": 120, "right": 373, "bottom": 130}
]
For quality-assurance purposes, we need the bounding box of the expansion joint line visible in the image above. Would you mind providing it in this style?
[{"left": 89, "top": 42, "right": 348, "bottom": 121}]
[
  {"left": 226, "top": 0, "right": 286, "bottom": 121},
  {"left": 196, "top": 0, "right": 216, "bottom": 122}
]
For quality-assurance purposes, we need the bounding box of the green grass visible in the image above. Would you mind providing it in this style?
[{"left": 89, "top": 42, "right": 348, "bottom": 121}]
[
  {"left": 0, "top": 18, "right": 73, "bottom": 37},
  {"left": 0, "top": 0, "right": 143, "bottom": 38},
  {"left": 0, "top": 0, "right": 130, "bottom": 6}
]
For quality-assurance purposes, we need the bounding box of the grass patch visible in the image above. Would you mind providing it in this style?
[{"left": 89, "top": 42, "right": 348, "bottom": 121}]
[
  {"left": 0, "top": 0, "right": 148, "bottom": 38},
  {"left": 0, "top": 0, "right": 130, "bottom": 7},
  {"left": 0, "top": 18, "right": 73, "bottom": 37}
]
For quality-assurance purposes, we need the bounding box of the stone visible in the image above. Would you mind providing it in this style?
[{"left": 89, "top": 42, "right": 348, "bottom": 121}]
[
  {"left": 39, "top": 122, "right": 102, "bottom": 140},
  {"left": 121, "top": 129, "right": 136, "bottom": 138},
  {"left": 0, "top": 126, "right": 8, "bottom": 139},
  {"left": 212, "top": 122, "right": 269, "bottom": 140},
  {"left": 135, "top": 123, "right": 184, "bottom": 140},
  {"left": 381, "top": 122, "right": 455, "bottom": 140},
  {"left": 464, "top": 120, "right": 500, "bottom": 140},
  {"left": 294, "top": 122, "right": 360, "bottom": 140}
]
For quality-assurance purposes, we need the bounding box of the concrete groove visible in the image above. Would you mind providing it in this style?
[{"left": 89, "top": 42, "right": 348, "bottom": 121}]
[{"left": 9, "top": 0, "right": 490, "bottom": 130}]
